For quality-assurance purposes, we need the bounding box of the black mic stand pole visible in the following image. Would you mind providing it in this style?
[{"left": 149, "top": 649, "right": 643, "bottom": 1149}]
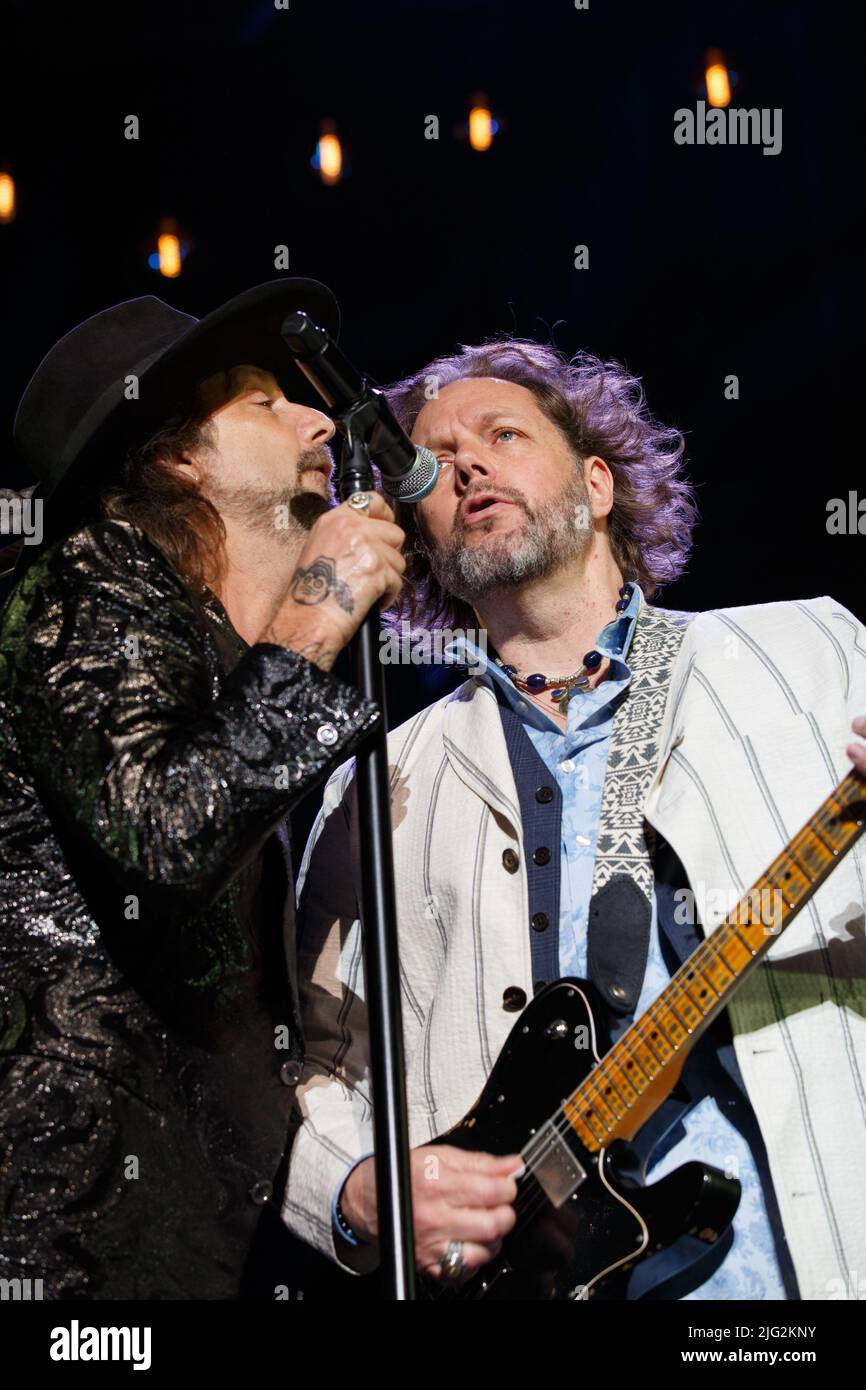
[
  {"left": 282, "top": 313, "right": 417, "bottom": 1299},
  {"left": 336, "top": 427, "right": 418, "bottom": 1301}
]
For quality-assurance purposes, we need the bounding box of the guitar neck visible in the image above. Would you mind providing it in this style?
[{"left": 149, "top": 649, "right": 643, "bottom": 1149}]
[{"left": 561, "top": 768, "right": 866, "bottom": 1152}]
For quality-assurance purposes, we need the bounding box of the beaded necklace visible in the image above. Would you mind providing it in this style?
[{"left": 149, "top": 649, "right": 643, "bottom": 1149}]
[{"left": 493, "top": 582, "right": 634, "bottom": 715}]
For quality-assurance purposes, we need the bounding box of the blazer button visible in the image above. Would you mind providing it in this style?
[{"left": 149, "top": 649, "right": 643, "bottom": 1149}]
[
  {"left": 249, "top": 1180, "right": 273, "bottom": 1206},
  {"left": 531, "top": 911, "right": 549, "bottom": 932},
  {"left": 532, "top": 846, "right": 551, "bottom": 866},
  {"left": 316, "top": 722, "right": 339, "bottom": 746},
  {"left": 279, "top": 1060, "right": 303, "bottom": 1086},
  {"left": 502, "top": 848, "right": 519, "bottom": 873},
  {"left": 535, "top": 786, "right": 554, "bottom": 804},
  {"left": 502, "top": 986, "right": 527, "bottom": 1012}
]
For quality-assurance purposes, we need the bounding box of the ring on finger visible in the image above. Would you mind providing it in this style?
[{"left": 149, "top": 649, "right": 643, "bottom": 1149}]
[
  {"left": 346, "top": 492, "right": 372, "bottom": 514},
  {"left": 438, "top": 1239, "right": 466, "bottom": 1282}
]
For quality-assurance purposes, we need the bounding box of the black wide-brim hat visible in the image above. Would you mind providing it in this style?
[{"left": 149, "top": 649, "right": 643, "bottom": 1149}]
[{"left": 8, "top": 277, "right": 340, "bottom": 578}]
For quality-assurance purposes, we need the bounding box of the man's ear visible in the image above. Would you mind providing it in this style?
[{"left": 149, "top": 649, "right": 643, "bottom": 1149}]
[
  {"left": 171, "top": 455, "right": 201, "bottom": 487},
  {"left": 584, "top": 454, "right": 614, "bottom": 519}
]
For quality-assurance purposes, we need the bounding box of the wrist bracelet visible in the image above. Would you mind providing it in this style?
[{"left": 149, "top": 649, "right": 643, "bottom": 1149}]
[{"left": 335, "top": 1196, "right": 363, "bottom": 1246}]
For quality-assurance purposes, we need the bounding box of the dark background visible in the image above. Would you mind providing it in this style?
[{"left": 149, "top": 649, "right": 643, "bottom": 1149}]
[{"left": 2, "top": 0, "right": 860, "bottom": 840}]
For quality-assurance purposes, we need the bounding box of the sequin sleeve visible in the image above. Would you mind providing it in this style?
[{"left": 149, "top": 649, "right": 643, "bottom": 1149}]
[{"left": 0, "top": 519, "right": 381, "bottom": 914}]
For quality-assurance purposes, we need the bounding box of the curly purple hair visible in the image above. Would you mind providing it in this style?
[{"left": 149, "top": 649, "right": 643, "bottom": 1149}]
[{"left": 384, "top": 338, "right": 698, "bottom": 629}]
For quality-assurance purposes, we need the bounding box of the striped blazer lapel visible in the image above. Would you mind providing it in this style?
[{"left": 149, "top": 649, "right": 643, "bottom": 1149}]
[{"left": 442, "top": 677, "right": 522, "bottom": 836}]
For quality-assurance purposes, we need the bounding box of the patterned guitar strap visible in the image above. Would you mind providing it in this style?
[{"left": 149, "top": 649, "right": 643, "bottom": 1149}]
[{"left": 586, "top": 594, "right": 697, "bottom": 1017}]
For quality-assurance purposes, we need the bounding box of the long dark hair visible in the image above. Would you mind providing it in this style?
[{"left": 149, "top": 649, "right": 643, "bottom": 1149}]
[{"left": 100, "top": 397, "right": 226, "bottom": 596}]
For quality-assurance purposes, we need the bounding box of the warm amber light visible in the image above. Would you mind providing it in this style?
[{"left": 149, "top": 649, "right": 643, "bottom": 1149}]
[
  {"left": 706, "top": 61, "right": 731, "bottom": 108},
  {"left": 469, "top": 106, "right": 493, "bottom": 151},
  {"left": 318, "top": 133, "right": 343, "bottom": 185},
  {"left": 158, "top": 233, "right": 182, "bottom": 278},
  {"left": 0, "top": 172, "right": 16, "bottom": 223}
]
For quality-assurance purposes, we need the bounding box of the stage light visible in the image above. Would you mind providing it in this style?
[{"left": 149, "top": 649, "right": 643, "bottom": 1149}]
[
  {"left": 705, "top": 50, "right": 732, "bottom": 108},
  {"left": 469, "top": 104, "right": 494, "bottom": 151},
  {"left": 148, "top": 242, "right": 189, "bottom": 272},
  {"left": 157, "top": 232, "right": 182, "bottom": 278},
  {"left": 0, "top": 172, "right": 16, "bottom": 223},
  {"left": 145, "top": 218, "right": 189, "bottom": 277},
  {"left": 312, "top": 123, "right": 343, "bottom": 185}
]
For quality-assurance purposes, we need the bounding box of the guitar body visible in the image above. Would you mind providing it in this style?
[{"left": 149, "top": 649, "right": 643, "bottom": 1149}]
[
  {"left": 290, "top": 977, "right": 741, "bottom": 1301},
  {"left": 424, "top": 978, "right": 740, "bottom": 1300}
]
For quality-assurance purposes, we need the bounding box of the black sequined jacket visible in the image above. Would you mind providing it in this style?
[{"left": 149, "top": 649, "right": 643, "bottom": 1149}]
[{"left": 0, "top": 519, "right": 381, "bottom": 1298}]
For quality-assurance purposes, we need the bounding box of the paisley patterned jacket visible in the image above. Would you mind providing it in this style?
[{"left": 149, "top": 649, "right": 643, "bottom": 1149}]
[{"left": 0, "top": 518, "right": 380, "bottom": 1299}]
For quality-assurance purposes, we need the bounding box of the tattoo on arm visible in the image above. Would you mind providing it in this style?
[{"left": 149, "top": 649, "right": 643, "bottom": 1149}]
[{"left": 290, "top": 557, "right": 354, "bottom": 614}]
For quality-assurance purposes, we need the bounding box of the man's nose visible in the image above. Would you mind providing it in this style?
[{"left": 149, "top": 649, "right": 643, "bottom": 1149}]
[
  {"left": 454, "top": 444, "right": 496, "bottom": 489},
  {"left": 296, "top": 408, "right": 335, "bottom": 448}
]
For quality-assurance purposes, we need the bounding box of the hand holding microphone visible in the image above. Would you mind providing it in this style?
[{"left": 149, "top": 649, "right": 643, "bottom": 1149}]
[{"left": 258, "top": 491, "right": 406, "bottom": 668}]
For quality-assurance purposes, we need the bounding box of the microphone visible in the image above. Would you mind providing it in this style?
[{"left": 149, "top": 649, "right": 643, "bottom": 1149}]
[{"left": 281, "top": 312, "right": 440, "bottom": 503}]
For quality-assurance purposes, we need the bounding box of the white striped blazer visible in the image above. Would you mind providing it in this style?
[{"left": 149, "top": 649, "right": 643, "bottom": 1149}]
[{"left": 282, "top": 593, "right": 866, "bottom": 1300}]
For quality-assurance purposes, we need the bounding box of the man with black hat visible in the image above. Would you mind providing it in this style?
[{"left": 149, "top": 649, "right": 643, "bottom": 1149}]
[{"left": 0, "top": 279, "right": 406, "bottom": 1299}]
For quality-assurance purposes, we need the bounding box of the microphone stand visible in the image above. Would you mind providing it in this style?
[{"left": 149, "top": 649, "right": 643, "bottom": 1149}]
[
  {"left": 284, "top": 313, "right": 417, "bottom": 1300},
  {"left": 337, "top": 429, "right": 417, "bottom": 1300}
]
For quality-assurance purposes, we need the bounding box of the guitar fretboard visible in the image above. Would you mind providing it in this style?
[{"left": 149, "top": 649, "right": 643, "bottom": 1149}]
[{"left": 561, "top": 769, "right": 866, "bottom": 1152}]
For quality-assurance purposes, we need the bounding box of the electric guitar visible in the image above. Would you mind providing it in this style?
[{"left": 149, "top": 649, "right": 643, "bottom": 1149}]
[{"left": 291, "top": 767, "right": 865, "bottom": 1300}]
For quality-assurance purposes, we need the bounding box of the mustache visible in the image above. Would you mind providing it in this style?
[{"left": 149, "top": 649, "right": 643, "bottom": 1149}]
[
  {"left": 297, "top": 442, "right": 334, "bottom": 477},
  {"left": 292, "top": 443, "right": 335, "bottom": 530},
  {"left": 456, "top": 485, "right": 529, "bottom": 528}
]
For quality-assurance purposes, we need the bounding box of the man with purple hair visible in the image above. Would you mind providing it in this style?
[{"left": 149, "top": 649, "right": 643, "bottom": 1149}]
[{"left": 281, "top": 340, "right": 866, "bottom": 1301}]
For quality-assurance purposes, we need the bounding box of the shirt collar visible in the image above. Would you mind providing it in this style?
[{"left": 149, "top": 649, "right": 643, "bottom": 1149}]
[
  {"left": 199, "top": 586, "right": 251, "bottom": 656},
  {"left": 443, "top": 582, "right": 644, "bottom": 726}
]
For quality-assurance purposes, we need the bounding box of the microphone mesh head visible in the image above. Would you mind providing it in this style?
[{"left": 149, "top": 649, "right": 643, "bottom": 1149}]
[{"left": 381, "top": 447, "right": 440, "bottom": 503}]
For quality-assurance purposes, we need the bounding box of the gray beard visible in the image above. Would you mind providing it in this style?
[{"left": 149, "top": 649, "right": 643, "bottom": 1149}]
[
  {"left": 205, "top": 447, "right": 333, "bottom": 541},
  {"left": 423, "top": 472, "right": 593, "bottom": 603}
]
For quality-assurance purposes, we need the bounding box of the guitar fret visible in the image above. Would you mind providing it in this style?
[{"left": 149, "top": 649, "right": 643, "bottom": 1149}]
[
  {"left": 585, "top": 1072, "right": 622, "bottom": 1127},
  {"left": 795, "top": 836, "right": 829, "bottom": 876},
  {"left": 681, "top": 961, "right": 721, "bottom": 1013},
  {"left": 729, "top": 924, "right": 759, "bottom": 959},
  {"left": 666, "top": 988, "right": 700, "bottom": 1033},
  {"left": 642, "top": 1007, "right": 677, "bottom": 1060},
  {"left": 809, "top": 820, "right": 839, "bottom": 861},
  {"left": 595, "top": 1065, "right": 629, "bottom": 1115},
  {"left": 618, "top": 1038, "right": 651, "bottom": 1085},
  {"left": 783, "top": 840, "right": 818, "bottom": 885},
  {"left": 632, "top": 1019, "right": 665, "bottom": 1067},
  {"left": 604, "top": 1061, "right": 640, "bottom": 1108},
  {"left": 578, "top": 1104, "right": 610, "bottom": 1145},
  {"left": 715, "top": 928, "right": 752, "bottom": 972},
  {"left": 699, "top": 935, "right": 736, "bottom": 990},
  {"left": 764, "top": 864, "right": 797, "bottom": 911}
]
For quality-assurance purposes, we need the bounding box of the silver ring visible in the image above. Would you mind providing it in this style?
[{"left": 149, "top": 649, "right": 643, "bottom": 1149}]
[
  {"left": 439, "top": 1239, "right": 466, "bottom": 1282},
  {"left": 346, "top": 492, "right": 371, "bottom": 514}
]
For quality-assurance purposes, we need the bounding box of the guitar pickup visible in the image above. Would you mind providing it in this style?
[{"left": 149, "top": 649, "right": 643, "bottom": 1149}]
[{"left": 527, "top": 1125, "right": 587, "bottom": 1207}]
